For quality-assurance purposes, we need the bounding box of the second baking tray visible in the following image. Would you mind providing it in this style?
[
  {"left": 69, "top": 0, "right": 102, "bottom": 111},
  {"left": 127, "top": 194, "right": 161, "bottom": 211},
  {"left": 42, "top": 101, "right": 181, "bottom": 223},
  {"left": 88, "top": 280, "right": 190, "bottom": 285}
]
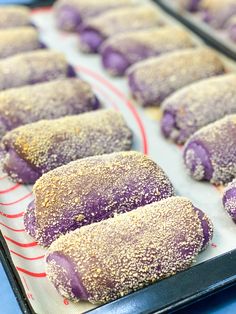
[{"left": 155, "top": 0, "right": 236, "bottom": 61}]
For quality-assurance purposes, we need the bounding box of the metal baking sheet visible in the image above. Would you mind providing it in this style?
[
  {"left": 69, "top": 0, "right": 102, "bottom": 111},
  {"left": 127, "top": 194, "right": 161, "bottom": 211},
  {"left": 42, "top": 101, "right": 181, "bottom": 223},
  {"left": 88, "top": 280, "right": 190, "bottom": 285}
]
[
  {"left": 0, "top": 4, "right": 236, "bottom": 314},
  {"left": 155, "top": 0, "right": 236, "bottom": 61}
]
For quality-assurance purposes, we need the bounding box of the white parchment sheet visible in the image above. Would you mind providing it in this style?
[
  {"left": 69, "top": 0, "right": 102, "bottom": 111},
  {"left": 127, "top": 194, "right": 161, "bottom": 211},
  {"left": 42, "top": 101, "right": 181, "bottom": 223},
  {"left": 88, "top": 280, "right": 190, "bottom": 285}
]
[{"left": 0, "top": 5, "right": 236, "bottom": 314}]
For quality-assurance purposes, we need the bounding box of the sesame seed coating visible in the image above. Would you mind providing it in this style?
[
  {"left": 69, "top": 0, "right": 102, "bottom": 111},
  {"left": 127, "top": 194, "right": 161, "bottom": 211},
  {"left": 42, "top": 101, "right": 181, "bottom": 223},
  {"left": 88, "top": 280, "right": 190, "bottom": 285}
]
[
  {"left": 161, "top": 74, "right": 236, "bottom": 144},
  {"left": 184, "top": 114, "right": 236, "bottom": 184},
  {"left": 2, "top": 109, "right": 132, "bottom": 183},
  {"left": 46, "top": 196, "right": 211, "bottom": 304},
  {"left": 223, "top": 179, "right": 236, "bottom": 221},
  {"left": 127, "top": 47, "right": 225, "bottom": 107},
  {"left": 0, "top": 49, "right": 74, "bottom": 91},
  {"left": 0, "top": 6, "right": 30, "bottom": 29},
  {"left": 0, "top": 78, "right": 99, "bottom": 137},
  {"left": 79, "top": 5, "right": 163, "bottom": 52},
  {"left": 0, "top": 27, "right": 41, "bottom": 58},
  {"left": 101, "top": 26, "right": 194, "bottom": 76},
  {"left": 27, "top": 151, "right": 174, "bottom": 246},
  {"left": 54, "top": 0, "right": 134, "bottom": 31}
]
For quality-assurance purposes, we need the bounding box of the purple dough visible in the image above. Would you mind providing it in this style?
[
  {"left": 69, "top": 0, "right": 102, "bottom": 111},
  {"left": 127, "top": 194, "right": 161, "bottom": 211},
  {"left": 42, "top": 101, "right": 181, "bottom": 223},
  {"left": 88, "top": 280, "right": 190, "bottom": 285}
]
[
  {"left": 184, "top": 115, "right": 236, "bottom": 184},
  {"left": 223, "top": 180, "right": 236, "bottom": 222},
  {"left": 46, "top": 196, "right": 213, "bottom": 304},
  {"left": 0, "top": 50, "right": 76, "bottom": 91},
  {"left": 128, "top": 48, "right": 225, "bottom": 107},
  {"left": 79, "top": 5, "right": 163, "bottom": 53},
  {"left": 24, "top": 201, "right": 37, "bottom": 238},
  {"left": 0, "top": 78, "right": 100, "bottom": 137},
  {"left": 227, "top": 15, "right": 236, "bottom": 41},
  {"left": 2, "top": 109, "right": 132, "bottom": 184},
  {"left": 100, "top": 26, "right": 194, "bottom": 76},
  {"left": 54, "top": 0, "right": 134, "bottom": 32},
  {"left": 161, "top": 74, "right": 236, "bottom": 144},
  {"left": 0, "top": 6, "right": 30, "bottom": 29},
  {"left": 200, "top": 0, "right": 236, "bottom": 28},
  {"left": 24, "top": 151, "right": 175, "bottom": 246},
  {"left": 185, "top": 0, "right": 202, "bottom": 11},
  {"left": 0, "top": 27, "right": 42, "bottom": 58}
]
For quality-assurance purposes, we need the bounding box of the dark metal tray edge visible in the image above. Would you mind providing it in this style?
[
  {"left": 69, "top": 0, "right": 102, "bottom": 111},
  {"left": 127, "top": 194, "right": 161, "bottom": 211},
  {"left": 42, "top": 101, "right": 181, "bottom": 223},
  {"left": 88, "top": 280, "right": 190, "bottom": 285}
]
[{"left": 155, "top": 0, "right": 236, "bottom": 61}]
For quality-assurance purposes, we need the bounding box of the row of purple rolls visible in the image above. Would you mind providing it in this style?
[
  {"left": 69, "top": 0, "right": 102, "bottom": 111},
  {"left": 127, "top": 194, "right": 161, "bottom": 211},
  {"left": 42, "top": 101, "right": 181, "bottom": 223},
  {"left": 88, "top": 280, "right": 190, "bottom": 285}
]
[
  {"left": 55, "top": 1, "right": 236, "bottom": 221},
  {"left": 180, "top": 0, "right": 236, "bottom": 43},
  {"left": 1, "top": 1, "right": 231, "bottom": 306}
]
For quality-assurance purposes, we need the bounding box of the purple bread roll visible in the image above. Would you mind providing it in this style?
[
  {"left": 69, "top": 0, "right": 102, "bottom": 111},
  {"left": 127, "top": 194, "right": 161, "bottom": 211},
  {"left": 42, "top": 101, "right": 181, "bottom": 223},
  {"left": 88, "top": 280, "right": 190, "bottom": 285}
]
[
  {"left": 227, "top": 15, "right": 236, "bottom": 41},
  {"left": 0, "top": 6, "right": 30, "bottom": 29},
  {"left": 180, "top": 0, "right": 202, "bottom": 12},
  {"left": 46, "top": 196, "right": 213, "bottom": 304},
  {"left": 184, "top": 115, "right": 236, "bottom": 184},
  {"left": 0, "top": 27, "right": 43, "bottom": 59},
  {"left": 200, "top": 0, "right": 236, "bottom": 28},
  {"left": 223, "top": 179, "right": 236, "bottom": 222},
  {"left": 2, "top": 109, "right": 132, "bottom": 184},
  {"left": 24, "top": 151, "right": 174, "bottom": 246},
  {"left": 0, "top": 78, "right": 99, "bottom": 138},
  {"left": 100, "top": 26, "right": 194, "bottom": 76},
  {"left": 161, "top": 74, "right": 236, "bottom": 144},
  {"left": 79, "top": 5, "right": 163, "bottom": 53},
  {"left": 0, "top": 50, "right": 75, "bottom": 91},
  {"left": 54, "top": 0, "right": 134, "bottom": 32},
  {"left": 128, "top": 47, "right": 225, "bottom": 107}
]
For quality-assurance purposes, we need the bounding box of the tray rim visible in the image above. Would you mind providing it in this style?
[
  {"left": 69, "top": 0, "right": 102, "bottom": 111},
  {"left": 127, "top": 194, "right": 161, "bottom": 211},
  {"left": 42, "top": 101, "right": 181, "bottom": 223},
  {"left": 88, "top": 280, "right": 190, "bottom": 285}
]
[{"left": 155, "top": 0, "right": 236, "bottom": 61}]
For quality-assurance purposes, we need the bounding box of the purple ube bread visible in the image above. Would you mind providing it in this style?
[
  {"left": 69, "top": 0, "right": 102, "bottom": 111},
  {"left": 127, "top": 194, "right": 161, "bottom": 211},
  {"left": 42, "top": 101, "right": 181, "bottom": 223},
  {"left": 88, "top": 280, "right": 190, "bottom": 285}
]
[
  {"left": 227, "top": 15, "right": 236, "bottom": 41},
  {"left": 180, "top": 0, "right": 202, "bottom": 12},
  {"left": 0, "top": 78, "right": 99, "bottom": 138},
  {"left": 2, "top": 109, "right": 132, "bottom": 184},
  {"left": 54, "top": 0, "right": 134, "bottom": 32},
  {"left": 46, "top": 196, "right": 213, "bottom": 304},
  {"left": 161, "top": 74, "right": 236, "bottom": 144},
  {"left": 24, "top": 151, "right": 175, "bottom": 246},
  {"left": 0, "top": 6, "right": 30, "bottom": 29},
  {"left": 183, "top": 115, "right": 236, "bottom": 184},
  {"left": 100, "top": 26, "right": 194, "bottom": 76},
  {"left": 128, "top": 47, "right": 225, "bottom": 107},
  {"left": 79, "top": 5, "right": 163, "bottom": 53},
  {"left": 223, "top": 179, "right": 236, "bottom": 222},
  {"left": 0, "top": 50, "right": 75, "bottom": 91},
  {"left": 0, "top": 27, "right": 43, "bottom": 59},
  {"left": 200, "top": 0, "right": 236, "bottom": 28}
]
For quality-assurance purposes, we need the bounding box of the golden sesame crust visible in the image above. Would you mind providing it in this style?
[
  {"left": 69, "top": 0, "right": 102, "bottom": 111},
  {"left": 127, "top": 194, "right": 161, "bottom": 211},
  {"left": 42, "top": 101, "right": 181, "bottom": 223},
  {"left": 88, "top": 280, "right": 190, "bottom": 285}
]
[
  {"left": 84, "top": 5, "right": 162, "bottom": 37},
  {"left": 33, "top": 151, "right": 174, "bottom": 245},
  {"left": 0, "top": 78, "right": 97, "bottom": 135},
  {"left": 47, "top": 196, "right": 204, "bottom": 304},
  {"left": 3, "top": 109, "right": 132, "bottom": 173},
  {"left": 0, "top": 50, "right": 68, "bottom": 90}
]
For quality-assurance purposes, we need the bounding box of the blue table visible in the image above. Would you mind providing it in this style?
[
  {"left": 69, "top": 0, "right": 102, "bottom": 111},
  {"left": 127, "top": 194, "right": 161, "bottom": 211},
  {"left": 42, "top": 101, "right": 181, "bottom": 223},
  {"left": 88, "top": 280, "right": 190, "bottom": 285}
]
[{"left": 1, "top": 262, "right": 236, "bottom": 314}]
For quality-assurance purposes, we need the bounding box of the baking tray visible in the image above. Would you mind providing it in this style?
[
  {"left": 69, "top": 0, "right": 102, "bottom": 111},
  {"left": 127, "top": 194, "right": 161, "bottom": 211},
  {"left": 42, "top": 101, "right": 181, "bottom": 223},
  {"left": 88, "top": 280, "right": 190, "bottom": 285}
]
[
  {"left": 155, "top": 0, "right": 236, "bottom": 61},
  {"left": 1, "top": 4, "right": 236, "bottom": 314}
]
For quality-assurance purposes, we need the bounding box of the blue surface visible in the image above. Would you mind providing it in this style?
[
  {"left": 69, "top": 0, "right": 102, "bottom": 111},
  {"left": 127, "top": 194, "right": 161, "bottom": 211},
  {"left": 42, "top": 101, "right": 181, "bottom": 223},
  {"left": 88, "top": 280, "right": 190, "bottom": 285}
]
[
  {"left": 1, "top": 261, "right": 236, "bottom": 314},
  {"left": 0, "top": 263, "right": 21, "bottom": 314}
]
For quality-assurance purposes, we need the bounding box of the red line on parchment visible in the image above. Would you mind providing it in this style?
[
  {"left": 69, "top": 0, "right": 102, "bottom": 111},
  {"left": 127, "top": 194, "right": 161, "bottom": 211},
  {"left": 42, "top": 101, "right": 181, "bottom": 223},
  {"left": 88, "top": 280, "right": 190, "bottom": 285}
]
[
  {"left": 0, "top": 183, "right": 21, "bottom": 194},
  {"left": 16, "top": 267, "right": 46, "bottom": 278},
  {"left": 0, "top": 192, "right": 32, "bottom": 206},
  {"left": 0, "top": 211, "right": 24, "bottom": 218},
  {"left": 92, "top": 85, "right": 119, "bottom": 111},
  {"left": 76, "top": 65, "right": 148, "bottom": 154},
  {"left": 4, "top": 235, "right": 38, "bottom": 248},
  {"left": 31, "top": 7, "right": 52, "bottom": 14},
  {"left": 0, "top": 175, "right": 7, "bottom": 180},
  {"left": 10, "top": 250, "right": 44, "bottom": 261},
  {"left": 0, "top": 222, "right": 24, "bottom": 232}
]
